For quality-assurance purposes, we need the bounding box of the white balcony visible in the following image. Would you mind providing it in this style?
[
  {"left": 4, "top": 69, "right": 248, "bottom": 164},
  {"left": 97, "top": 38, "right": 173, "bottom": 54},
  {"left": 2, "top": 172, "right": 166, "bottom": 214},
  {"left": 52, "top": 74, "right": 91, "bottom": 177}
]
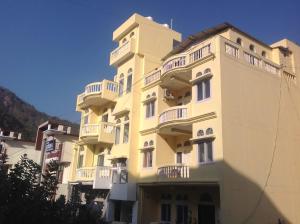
[
  {"left": 157, "top": 165, "right": 190, "bottom": 180},
  {"left": 75, "top": 166, "right": 112, "bottom": 189},
  {"left": 76, "top": 167, "right": 95, "bottom": 181},
  {"left": 93, "top": 166, "right": 112, "bottom": 189},
  {"left": 80, "top": 122, "right": 115, "bottom": 144},
  {"left": 144, "top": 43, "right": 213, "bottom": 87},
  {"left": 110, "top": 39, "right": 136, "bottom": 66},
  {"left": 76, "top": 80, "right": 118, "bottom": 110},
  {"left": 159, "top": 106, "right": 189, "bottom": 124}
]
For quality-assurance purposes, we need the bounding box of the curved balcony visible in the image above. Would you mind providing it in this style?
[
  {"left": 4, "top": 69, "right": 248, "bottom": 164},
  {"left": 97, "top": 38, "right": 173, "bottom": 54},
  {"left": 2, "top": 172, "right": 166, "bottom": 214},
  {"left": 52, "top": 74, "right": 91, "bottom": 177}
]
[
  {"left": 144, "top": 43, "right": 213, "bottom": 89},
  {"left": 158, "top": 105, "right": 192, "bottom": 135},
  {"left": 76, "top": 80, "right": 118, "bottom": 110},
  {"left": 157, "top": 165, "right": 190, "bottom": 180},
  {"left": 110, "top": 39, "right": 136, "bottom": 67},
  {"left": 80, "top": 122, "right": 115, "bottom": 144}
]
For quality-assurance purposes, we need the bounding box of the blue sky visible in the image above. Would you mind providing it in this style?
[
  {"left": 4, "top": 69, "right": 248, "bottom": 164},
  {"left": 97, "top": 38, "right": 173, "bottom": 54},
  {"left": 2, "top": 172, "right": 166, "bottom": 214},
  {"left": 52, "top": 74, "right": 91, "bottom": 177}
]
[{"left": 0, "top": 0, "right": 299, "bottom": 123}]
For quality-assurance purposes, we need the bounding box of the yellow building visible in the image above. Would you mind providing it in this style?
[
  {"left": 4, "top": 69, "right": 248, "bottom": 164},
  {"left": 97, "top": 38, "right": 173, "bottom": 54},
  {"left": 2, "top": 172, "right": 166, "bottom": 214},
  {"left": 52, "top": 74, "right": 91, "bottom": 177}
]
[{"left": 70, "top": 14, "right": 300, "bottom": 224}]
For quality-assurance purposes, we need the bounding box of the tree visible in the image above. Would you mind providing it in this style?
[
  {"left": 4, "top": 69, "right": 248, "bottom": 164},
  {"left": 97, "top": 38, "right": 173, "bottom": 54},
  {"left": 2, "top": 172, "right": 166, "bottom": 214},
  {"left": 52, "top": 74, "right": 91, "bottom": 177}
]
[{"left": 0, "top": 155, "right": 103, "bottom": 224}]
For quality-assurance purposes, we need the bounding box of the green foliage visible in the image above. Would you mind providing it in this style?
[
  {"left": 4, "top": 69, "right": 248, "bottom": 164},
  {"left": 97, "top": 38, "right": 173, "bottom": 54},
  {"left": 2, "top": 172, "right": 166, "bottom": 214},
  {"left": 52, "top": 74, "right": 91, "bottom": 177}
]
[{"left": 0, "top": 155, "right": 103, "bottom": 224}]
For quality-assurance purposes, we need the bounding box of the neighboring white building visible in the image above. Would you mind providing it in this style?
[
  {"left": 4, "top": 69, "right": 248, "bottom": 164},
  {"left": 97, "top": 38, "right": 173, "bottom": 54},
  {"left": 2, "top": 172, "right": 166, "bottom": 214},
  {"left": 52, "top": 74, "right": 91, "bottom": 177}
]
[{"left": 0, "top": 130, "right": 41, "bottom": 170}]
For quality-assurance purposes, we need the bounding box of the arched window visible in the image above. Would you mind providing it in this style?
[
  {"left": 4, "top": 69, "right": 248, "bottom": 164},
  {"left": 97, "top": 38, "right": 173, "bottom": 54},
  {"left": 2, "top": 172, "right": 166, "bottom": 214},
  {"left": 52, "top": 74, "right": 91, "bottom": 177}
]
[
  {"left": 206, "top": 128, "right": 213, "bottom": 135},
  {"left": 149, "top": 140, "right": 154, "bottom": 146},
  {"left": 146, "top": 94, "right": 151, "bottom": 99},
  {"left": 197, "top": 129, "right": 204, "bottom": 137},
  {"left": 122, "top": 38, "right": 127, "bottom": 44},
  {"left": 126, "top": 68, "right": 133, "bottom": 93},
  {"left": 196, "top": 72, "right": 202, "bottom": 77},
  {"left": 152, "top": 92, "right": 156, "bottom": 97},
  {"left": 249, "top": 44, "right": 255, "bottom": 52},
  {"left": 204, "top": 68, "right": 211, "bottom": 74},
  {"left": 123, "top": 116, "right": 130, "bottom": 143},
  {"left": 144, "top": 141, "right": 149, "bottom": 147},
  {"left": 130, "top": 32, "right": 135, "bottom": 38},
  {"left": 236, "top": 38, "right": 242, "bottom": 45},
  {"left": 261, "top": 51, "right": 266, "bottom": 57},
  {"left": 118, "top": 74, "right": 124, "bottom": 96}
]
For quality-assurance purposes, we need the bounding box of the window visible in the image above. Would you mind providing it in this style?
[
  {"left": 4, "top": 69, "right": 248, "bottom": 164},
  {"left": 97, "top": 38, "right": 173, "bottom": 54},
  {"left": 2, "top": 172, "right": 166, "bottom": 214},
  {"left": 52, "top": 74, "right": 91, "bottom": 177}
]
[
  {"left": 143, "top": 150, "right": 152, "bottom": 167},
  {"left": 77, "top": 154, "right": 83, "bottom": 168},
  {"left": 198, "top": 140, "right": 213, "bottom": 164},
  {"left": 102, "top": 114, "right": 108, "bottom": 122},
  {"left": 122, "top": 38, "right": 127, "bottom": 44},
  {"left": 249, "top": 44, "right": 255, "bottom": 52},
  {"left": 161, "top": 204, "right": 171, "bottom": 222},
  {"left": 123, "top": 117, "right": 129, "bottom": 143},
  {"left": 115, "top": 119, "right": 121, "bottom": 144},
  {"left": 144, "top": 141, "right": 148, "bottom": 148},
  {"left": 176, "top": 205, "right": 188, "bottom": 224},
  {"left": 196, "top": 72, "right": 202, "bottom": 77},
  {"left": 197, "top": 79, "right": 211, "bottom": 101},
  {"left": 120, "top": 170, "right": 128, "bottom": 183},
  {"left": 197, "top": 129, "right": 204, "bottom": 137},
  {"left": 204, "top": 68, "right": 211, "bottom": 75},
  {"left": 126, "top": 69, "right": 133, "bottom": 93},
  {"left": 118, "top": 74, "right": 124, "bottom": 96},
  {"left": 130, "top": 32, "right": 134, "bottom": 38},
  {"left": 262, "top": 51, "right": 266, "bottom": 57},
  {"left": 236, "top": 38, "right": 242, "bottom": 45},
  {"left": 176, "top": 152, "right": 183, "bottom": 164},
  {"left": 146, "top": 100, "right": 155, "bottom": 118},
  {"left": 149, "top": 140, "right": 154, "bottom": 146},
  {"left": 225, "top": 43, "right": 239, "bottom": 58},
  {"left": 83, "top": 109, "right": 89, "bottom": 125},
  {"left": 206, "top": 128, "right": 213, "bottom": 135},
  {"left": 97, "top": 154, "right": 104, "bottom": 166}
]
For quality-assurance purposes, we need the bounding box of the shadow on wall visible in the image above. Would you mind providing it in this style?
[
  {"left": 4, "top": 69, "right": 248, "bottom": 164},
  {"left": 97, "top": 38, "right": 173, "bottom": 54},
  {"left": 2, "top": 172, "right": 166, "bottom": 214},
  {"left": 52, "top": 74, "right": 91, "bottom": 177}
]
[{"left": 137, "top": 160, "right": 291, "bottom": 224}]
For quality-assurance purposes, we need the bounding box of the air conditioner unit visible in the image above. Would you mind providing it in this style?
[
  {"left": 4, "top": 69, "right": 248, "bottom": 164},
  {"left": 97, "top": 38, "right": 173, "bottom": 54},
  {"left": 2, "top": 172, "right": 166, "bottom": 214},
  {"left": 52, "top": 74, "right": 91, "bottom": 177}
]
[{"left": 163, "top": 88, "right": 174, "bottom": 100}]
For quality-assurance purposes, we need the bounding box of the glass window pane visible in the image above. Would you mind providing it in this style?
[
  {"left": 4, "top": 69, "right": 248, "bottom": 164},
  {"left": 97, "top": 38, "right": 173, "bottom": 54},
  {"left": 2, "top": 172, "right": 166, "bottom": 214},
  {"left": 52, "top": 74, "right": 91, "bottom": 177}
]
[
  {"left": 207, "top": 141, "right": 213, "bottom": 162},
  {"left": 205, "top": 79, "right": 210, "bottom": 98},
  {"left": 126, "top": 75, "right": 132, "bottom": 93},
  {"left": 123, "top": 123, "right": 129, "bottom": 143},
  {"left": 115, "top": 126, "right": 120, "bottom": 144},
  {"left": 198, "top": 143, "right": 205, "bottom": 163},
  {"left": 118, "top": 79, "right": 124, "bottom": 96},
  {"left": 177, "top": 152, "right": 182, "bottom": 164},
  {"left": 197, "top": 82, "right": 203, "bottom": 101}
]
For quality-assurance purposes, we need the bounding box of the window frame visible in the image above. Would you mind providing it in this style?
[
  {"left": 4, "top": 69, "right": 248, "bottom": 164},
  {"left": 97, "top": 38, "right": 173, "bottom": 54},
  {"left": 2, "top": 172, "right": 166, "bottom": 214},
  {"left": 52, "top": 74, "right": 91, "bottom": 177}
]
[
  {"left": 196, "top": 78, "right": 211, "bottom": 102},
  {"left": 198, "top": 140, "right": 214, "bottom": 164},
  {"left": 145, "top": 100, "right": 156, "bottom": 118}
]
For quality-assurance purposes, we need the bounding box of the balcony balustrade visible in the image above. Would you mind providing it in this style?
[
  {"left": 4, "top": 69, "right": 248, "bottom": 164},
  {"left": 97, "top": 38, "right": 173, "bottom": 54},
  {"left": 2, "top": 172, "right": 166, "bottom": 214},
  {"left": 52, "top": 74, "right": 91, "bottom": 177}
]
[
  {"left": 76, "top": 80, "right": 118, "bottom": 110},
  {"left": 157, "top": 165, "right": 190, "bottom": 179},
  {"left": 80, "top": 122, "right": 115, "bottom": 144},
  {"left": 144, "top": 43, "right": 212, "bottom": 86},
  {"left": 110, "top": 39, "right": 136, "bottom": 66},
  {"left": 159, "top": 106, "right": 188, "bottom": 124}
]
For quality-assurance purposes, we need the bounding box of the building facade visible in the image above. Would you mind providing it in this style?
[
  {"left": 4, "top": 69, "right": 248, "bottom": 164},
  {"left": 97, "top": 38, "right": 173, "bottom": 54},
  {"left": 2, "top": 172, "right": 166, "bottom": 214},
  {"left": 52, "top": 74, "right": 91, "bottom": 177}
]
[
  {"left": 36, "top": 121, "right": 78, "bottom": 199},
  {"left": 0, "top": 130, "right": 40, "bottom": 171},
  {"left": 70, "top": 14, "right": 300, "bottom": 224}
]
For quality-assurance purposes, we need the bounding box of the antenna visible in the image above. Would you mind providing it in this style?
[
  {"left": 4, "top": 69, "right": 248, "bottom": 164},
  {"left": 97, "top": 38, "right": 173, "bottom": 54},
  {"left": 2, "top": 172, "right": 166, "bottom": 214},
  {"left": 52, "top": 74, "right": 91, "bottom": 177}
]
[{"left": 170, "top": 18, "right": 173, "bottom": 29}]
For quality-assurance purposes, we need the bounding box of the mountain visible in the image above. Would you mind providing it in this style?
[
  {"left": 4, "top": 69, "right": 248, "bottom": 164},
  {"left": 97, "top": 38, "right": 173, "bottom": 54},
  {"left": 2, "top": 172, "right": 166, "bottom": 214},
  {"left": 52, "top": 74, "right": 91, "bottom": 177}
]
[{"left": 0, "top": 86, "right": 79, "bottom": 142}]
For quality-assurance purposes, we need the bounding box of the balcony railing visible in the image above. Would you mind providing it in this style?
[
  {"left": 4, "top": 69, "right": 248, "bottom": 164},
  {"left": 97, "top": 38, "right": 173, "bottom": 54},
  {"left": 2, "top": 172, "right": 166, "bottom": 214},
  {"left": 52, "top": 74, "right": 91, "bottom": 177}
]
[
  {"left": 144, "top": 70, "right": 161, "bottom": 86},
  {"left": 157, "top": 165, "right": 190, "bottom": 179},
  {"left": 93, "top": 166, "right": 112, "bottom": 189},
  {"left": 110, "top": 39, "right": 135, "bottom": 66},
  {"left": 162, "top": 56, "right": 186, "bottom": 73},
  {"left": 144, "top": 43, "right": 212, "bottom": 86},
  {"left": 76, "top": 167, "right": 95, "bottom": 180},
  {"left": 76, "top": 80, "right": 118, "bottom": 109},
  {"left": 80, "top": 122, "right": 115, "bottom": 144},
  {"left": 159, "top": 106, "right": 188, "bottom": 124},
  {"left": 81, "top": 124, "right": 99, "bottom": 136}
]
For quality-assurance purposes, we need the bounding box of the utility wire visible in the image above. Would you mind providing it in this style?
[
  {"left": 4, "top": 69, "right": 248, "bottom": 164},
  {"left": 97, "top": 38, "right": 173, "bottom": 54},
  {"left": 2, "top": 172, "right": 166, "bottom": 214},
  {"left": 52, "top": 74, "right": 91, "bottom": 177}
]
[{"left": 241, "top": 73, "right": 283, "bottom": 224}]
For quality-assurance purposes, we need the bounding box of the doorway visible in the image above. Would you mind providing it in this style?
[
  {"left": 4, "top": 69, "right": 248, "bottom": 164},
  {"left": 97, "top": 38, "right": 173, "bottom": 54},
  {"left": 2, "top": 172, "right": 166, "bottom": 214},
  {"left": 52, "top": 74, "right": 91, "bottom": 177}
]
[{"left": 198, "top": 204, "right": 215, "bottom": 224}]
